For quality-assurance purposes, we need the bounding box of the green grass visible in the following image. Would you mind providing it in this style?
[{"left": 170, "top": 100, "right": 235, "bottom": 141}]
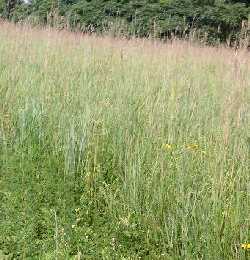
[{"left": 0, "top": 23, "right": 249, "bottom": 259}]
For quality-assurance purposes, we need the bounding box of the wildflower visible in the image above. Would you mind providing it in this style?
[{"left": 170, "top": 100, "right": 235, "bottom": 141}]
[
  {"left": 75, "top": 208, "right": 80, "bottom": 213},
  {"left": 60, "top": 228, "right": 66, "bottom": 236},
  {"left": 72, "top": 224, "right": 76, "bottom": 229},
  {"left": 241, "top": 243, "right": 250, "bottom": 250},
  {"left": 119, "top": 216, "right": 130, "bottom": 227},
  {"left": 162, "top": 144, "right": 173, "bottom": 151},
  {"left": 111, "top": 237, "right": 116, "bottom": 249},
  {"left": 186, "top": 144, "right": 199, "bottom": 151}
]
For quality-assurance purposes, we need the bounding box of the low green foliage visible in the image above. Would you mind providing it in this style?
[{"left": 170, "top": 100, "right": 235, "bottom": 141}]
[{"left": 0, "top": 23, "right": 249, "bottom": 258}]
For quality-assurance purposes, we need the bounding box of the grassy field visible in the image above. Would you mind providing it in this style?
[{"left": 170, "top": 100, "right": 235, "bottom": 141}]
[{"left": 0, "top": 22, "right": 249, "bottom": 259}]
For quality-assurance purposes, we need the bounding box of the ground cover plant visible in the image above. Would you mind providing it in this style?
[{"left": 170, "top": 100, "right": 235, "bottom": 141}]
[{"left": 0, "top": 22, "right": 249, "bottom": 259}]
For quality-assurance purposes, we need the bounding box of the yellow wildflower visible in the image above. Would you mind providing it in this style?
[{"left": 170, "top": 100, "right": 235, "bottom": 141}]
[
  {"left": 162, "top": 144, "right": 173, "bottom": 150},
  {"left": 241, "top": 243, "right": 250, "bottom": 250},
  {"left": 186, "top": 144, "right": 199, "bottom": 151}
]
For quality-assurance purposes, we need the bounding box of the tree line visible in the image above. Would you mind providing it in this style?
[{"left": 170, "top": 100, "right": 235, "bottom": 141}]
[{"left": 1, "top": 0, "right": 249, "bottom": 45}]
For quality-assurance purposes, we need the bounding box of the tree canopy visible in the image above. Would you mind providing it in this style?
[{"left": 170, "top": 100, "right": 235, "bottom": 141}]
[{"left": 1, "top": 0, "right": 249, "bottom": 45}]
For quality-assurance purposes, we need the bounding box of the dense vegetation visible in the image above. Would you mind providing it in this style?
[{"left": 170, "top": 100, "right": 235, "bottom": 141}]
[
  {"left": 0, "top": 0, "right": 250, "bottom": 44},
  {"left": 0, "top": 22, "right": 249, "bottom": 259}
]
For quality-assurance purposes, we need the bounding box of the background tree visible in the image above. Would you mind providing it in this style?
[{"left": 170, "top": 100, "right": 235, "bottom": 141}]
[
  {"left": 0, "top": 0, "right": 249, "bottom": 45},
  {"left": 5, "top": 0, "right": 17, "bottom": 18}
]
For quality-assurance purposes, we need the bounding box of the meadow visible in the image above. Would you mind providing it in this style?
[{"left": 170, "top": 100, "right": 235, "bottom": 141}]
[{"left": 0, "top": 22, "right": 249, "bottom": 259}]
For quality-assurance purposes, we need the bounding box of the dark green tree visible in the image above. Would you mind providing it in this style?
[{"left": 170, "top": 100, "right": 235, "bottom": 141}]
[
  {"left": 5, "top": 0, "right": 17, "bottom": 18},
  {"left": 0, "top": 0, "right": 249, "bottom": 44}
]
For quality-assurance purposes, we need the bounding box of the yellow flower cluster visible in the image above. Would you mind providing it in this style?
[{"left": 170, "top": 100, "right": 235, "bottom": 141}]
[
  {"left": 162, "top": 144, "right": 173, "bottom": 150},
  {"left": 241, "top": 243, "right": 250, "bottom": 250},
  {"left": 162, "top": 142, "right": 207, "bottom": 154},
  {"left": 186, "top": 144, "right": 199, "bottom": 150}
]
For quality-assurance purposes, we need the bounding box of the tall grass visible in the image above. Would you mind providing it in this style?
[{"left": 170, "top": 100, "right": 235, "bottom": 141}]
[{"left": 0, "top": 22, "right": 249, "bottom": 259}]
